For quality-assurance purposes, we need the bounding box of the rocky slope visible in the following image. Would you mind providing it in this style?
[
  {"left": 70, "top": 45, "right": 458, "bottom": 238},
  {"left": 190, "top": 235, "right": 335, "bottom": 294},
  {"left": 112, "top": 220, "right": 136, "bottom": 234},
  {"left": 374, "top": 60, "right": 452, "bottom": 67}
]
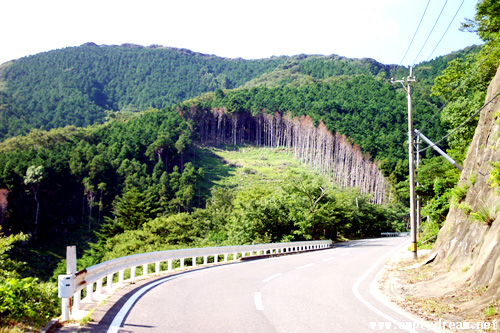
[{"left": 412, "top": 64, "right": 500, "bottom": 314}]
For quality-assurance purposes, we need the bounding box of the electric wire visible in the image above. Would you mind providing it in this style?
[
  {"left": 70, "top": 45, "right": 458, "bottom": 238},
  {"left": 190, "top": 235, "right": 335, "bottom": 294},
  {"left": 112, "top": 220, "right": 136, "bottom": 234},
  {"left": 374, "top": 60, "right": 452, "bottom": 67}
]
[
  {"left": 399, "top": 0, "right": 431, "bottom": 66},
  {"left": 425, "top": 0, "right": 465, "bottom": 62},
  {"left": 418, "top": 90, "right": 500, "bottom": 153},
  {"left": 411, "top": 0, "right": 449, "bottom": 66}
]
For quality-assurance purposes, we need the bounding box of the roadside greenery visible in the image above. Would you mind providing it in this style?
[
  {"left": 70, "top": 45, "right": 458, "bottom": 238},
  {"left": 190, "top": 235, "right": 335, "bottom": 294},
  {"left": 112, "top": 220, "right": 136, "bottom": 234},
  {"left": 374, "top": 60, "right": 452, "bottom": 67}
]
[{"left": 0, "top": 227, "right": 58, "bottom": 329}]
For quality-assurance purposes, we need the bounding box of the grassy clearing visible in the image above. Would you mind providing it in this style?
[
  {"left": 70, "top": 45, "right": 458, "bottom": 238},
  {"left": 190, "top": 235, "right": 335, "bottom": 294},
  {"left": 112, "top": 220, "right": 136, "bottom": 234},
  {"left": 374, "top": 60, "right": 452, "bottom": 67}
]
[{"left": 196, "top": 145, "right": 312, "bottom": 193}]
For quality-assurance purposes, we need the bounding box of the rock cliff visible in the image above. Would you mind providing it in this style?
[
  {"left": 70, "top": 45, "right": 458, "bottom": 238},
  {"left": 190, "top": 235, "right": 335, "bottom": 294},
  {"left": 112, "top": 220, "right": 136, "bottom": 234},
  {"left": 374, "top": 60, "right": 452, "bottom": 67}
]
[{"left": 416, "top": 64, "right": 500, "bottom": 312}]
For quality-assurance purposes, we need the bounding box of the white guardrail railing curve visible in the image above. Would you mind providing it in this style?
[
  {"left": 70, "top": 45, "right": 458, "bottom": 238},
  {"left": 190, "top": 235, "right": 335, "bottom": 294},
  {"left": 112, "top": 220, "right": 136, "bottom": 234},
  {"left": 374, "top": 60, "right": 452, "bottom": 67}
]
[
  {"left": 57, "top": 240, "right": 332, "bottom": 320},
  {"left": 380, "top": 232, "right": 410, "bottom": 237}
]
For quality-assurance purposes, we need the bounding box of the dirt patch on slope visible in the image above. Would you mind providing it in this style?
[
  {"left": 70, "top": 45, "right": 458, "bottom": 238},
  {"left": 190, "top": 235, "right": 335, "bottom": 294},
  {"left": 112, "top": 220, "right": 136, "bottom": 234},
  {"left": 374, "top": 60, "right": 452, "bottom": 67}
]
[{"left": 379, "top": 249, "right": 500, "bottom": 331}]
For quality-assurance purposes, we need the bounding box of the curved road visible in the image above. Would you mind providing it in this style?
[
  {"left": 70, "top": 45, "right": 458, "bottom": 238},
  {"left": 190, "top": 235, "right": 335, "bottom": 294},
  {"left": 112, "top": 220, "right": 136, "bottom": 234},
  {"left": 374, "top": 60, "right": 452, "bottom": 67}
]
[{"left": 108, "top": 237, "right": 434, "bottom": 332}]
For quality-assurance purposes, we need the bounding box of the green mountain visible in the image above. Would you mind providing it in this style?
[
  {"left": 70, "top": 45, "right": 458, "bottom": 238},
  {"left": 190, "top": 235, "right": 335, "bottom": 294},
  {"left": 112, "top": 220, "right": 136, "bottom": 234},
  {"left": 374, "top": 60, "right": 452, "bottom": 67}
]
[
  {"left": 0, "top": 43, "right": 282, "bottom": 139},
  {"left": 0, "top": 42, "right": 474, "bottom": 141}
]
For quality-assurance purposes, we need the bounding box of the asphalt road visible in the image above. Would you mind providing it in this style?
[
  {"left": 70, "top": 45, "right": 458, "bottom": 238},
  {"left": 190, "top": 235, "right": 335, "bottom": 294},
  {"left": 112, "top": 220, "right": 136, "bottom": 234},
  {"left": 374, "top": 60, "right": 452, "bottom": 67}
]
[{"left": 107, "top": 237, "right": 434, "bottom": 333}]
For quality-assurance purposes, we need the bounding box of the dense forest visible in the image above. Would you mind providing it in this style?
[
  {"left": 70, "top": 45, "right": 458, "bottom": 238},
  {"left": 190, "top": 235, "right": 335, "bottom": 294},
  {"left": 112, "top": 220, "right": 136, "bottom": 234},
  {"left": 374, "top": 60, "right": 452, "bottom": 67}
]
[
  {"left": 0, "top": 42, "right": 471, "bottom": 141},
  {"left": 0, "top": 43, "right": 283, "bottom": 140},
  {"left": 1, "top": 2, "right": 498, "bottom": 326}
]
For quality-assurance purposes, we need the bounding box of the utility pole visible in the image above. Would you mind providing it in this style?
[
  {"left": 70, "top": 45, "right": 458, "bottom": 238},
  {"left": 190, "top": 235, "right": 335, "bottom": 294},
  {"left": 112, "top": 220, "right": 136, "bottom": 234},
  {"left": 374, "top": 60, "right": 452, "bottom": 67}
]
[
  {"left": 391, "top": 67, "right": 417, "bottom": 259},
  {"left": 415, "top": 137, "right": 421, "bottom": 232}
]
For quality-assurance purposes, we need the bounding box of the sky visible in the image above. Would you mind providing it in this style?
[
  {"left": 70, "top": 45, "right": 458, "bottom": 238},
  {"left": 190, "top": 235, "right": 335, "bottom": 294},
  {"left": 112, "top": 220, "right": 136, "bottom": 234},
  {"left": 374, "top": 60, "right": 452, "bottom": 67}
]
[{"left": 0, "top": 0, "right": 483, "bottom": 67}]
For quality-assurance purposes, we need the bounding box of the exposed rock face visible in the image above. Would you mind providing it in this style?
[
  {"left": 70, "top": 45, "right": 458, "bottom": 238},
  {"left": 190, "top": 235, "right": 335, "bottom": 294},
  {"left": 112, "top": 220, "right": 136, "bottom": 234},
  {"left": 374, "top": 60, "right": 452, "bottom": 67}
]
[{"left": 420, "top": 64, "right": 500, "bottom": 310}]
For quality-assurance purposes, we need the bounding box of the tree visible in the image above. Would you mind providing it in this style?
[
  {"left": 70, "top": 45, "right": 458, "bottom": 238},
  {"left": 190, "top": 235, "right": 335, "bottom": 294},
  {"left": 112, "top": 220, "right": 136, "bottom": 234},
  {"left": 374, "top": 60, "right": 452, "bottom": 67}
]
[
  {"left": 83, "top": 177, "right": 96, "bottom": 237},
  {"left": 146, "top": 134, "right": 173, "bottom": 172},
  {"left": 97, "top": 182, "right": 107, "bottom": 225},
  {"left": 0, "top": 227, "right": 28, "bottom": 279},
  {"left": 461, "top": 0, "right": 500, "bottom": 42},
  {"left": 175, "top": 132, "right": 192, "bottom": 170},
  {"left": 282, "top": 172, "right": 331, "bottom": 239},
  {"left": 101, "top": 187, "right": 159, "bottom": 238},
  {"left": 24, "top": 166, "right": 44, "bottom": 239}
]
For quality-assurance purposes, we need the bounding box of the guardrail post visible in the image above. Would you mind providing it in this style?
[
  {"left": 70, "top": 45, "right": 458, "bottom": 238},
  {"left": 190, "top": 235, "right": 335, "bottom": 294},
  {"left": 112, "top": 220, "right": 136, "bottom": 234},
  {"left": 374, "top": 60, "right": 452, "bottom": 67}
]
[
  {"left": 143, "top": 264, "right": 148, "bottom": 277},
  {"left": 96, "top": 279, "right": 102, "bottom": 296},
  {"left": 61, "top": 246, "right": 77, "bottom": 321},
  {"left": 203, "top": 256, "right": 208, "bottom": 264},
  {"left": 214, "top": 254, "right": 218, "bottom": 263},
  {"left": 192, "top": 257, "right": 197, "bottom": 267},
  {"left": 155, "top": 262, "right": 160, "bottom": 274},
  {"left": 74, "top": 290, "right": 81, "bottom": 311},
  {"left": 131, "top": 267, "right": 136, "bottom": 281},
  {"left": 119, "top": 269, "right": 124, "bottom": 284},
  {"left": 180, "top": 258, "right": 185, "bottom": 269},
  {"left": 224, "top": 254, "right": 228, "bottom": 262},
  {"left": 107, "top": 273, "right": 113, "bottom": 290},
  {"left": 168, "top": 260, "right": 172, "bottom": 272},
  {"left": 86, "top": 284, "right": 94, "bottom": 302},
  {"left": 233, "top": 253, "right": 237, "bottom": 261}
]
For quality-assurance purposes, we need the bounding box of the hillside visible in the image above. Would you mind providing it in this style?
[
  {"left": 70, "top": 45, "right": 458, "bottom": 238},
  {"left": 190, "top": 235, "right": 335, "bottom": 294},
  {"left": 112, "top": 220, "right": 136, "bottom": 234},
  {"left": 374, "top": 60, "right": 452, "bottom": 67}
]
[
  {"left": 397, "top": 64, "right": 500, "bottom": 320},
  {"left": 0, "top": 43, "right": 283, "bottom": 139},
  {"left": 0, "top": 43, "right": 474, "bottom": 141}
]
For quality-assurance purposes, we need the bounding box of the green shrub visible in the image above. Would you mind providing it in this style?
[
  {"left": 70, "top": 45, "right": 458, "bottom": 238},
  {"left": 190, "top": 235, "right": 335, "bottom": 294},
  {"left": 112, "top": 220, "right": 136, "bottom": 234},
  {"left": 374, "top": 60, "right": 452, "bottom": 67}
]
[
  {"left": 488, "top": 161, "right": 500, "bottom": 191},
  {"left": 451, "top": 183, "right": 470, "bottom": 204},
  {"left": 0, "top": 228, "right": 58, "bottom": 328},
  {"left": 458, "top": 202, "right": 473, "bottom": 216},
  {"left": 470, "top": 205, "right": 499, "bottom": 226},
  {"left": 0, "top": 277, "right": 58, "bottom": 327}
]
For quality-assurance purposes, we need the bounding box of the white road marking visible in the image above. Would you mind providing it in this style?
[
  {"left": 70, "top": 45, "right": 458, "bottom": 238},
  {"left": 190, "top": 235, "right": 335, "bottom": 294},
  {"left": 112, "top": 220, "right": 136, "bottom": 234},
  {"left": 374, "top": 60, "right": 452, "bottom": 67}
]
[
  {"left": 322, "top": 257, "right": 336, "bottom": 261},
  {"left": 340, "top": 252, "right": 350, "bottom": 256},
  {"left": 254, "top": 292, "right": 264, "bottom": 311},
  {"left": 263, "top": 273, "right": 282, "bottom": 283},
  {"left": 352, "top": 240, "right": 419, "bottom": 333},
  {"left": 296, "top": 263, "right": 314, "bottom": 269},
  {"left": 107, "top": 270, "right": 197, "bottom": 333}
]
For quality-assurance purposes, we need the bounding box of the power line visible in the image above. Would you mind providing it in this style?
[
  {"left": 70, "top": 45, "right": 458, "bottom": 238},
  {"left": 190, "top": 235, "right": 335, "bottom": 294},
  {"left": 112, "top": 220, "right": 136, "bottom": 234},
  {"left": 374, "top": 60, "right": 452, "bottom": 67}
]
[
  {"left": 418, "top": 90, "right": 500, "bottom": 153},
  {"left": 426, "top": 0, "right": 465, "bottom": 62},
  {"left": 399, "top": 0, "right": 431, "bottom": 66},
  {"left": 412, "top": 0, "right": 449, "bottom": 66}
]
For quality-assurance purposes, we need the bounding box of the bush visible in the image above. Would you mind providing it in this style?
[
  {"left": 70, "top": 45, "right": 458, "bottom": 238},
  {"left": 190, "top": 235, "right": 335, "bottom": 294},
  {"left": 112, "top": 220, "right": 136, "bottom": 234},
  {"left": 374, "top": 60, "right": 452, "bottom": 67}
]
[
  {"left": 0, "top": 277, "right": 58, "bottom": 327},
  {"left": 0, "top": 227, "right": 58, "bottom": 328}
]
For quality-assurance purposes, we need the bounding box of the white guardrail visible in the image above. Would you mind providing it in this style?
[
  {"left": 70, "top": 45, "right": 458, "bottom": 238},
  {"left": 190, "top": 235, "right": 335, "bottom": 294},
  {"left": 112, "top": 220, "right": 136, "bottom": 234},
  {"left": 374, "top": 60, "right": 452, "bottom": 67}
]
[
  {"left": 58, "top": 240, "right": 332, "bottom": 320},
  {"left": 380, "top": 232, "right": 410, "bottom": 237}
]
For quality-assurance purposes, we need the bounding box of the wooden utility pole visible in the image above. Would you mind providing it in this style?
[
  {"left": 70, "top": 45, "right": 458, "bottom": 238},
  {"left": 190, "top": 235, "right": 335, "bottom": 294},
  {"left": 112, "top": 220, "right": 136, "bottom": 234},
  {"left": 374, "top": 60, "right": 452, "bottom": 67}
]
[{"left": 392, "top": 67, "right": 417, "bottom": 259}]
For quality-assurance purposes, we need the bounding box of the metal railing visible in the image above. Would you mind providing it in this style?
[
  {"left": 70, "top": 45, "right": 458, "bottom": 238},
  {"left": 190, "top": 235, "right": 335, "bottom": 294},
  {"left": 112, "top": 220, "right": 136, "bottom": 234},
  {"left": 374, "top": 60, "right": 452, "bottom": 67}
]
[
  {"left": 380, "top": 232, "right": 410, "bottom": 237},
  {"left": 58, "top": 240, "right": 332, "bottom": 320}
]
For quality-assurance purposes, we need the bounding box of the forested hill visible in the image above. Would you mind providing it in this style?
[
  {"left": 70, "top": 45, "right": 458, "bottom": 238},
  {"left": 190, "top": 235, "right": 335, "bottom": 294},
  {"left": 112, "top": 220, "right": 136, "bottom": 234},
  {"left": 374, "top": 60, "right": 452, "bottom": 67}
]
[{"left": 0, "top": 42, "right": 475, "bottom": 141}]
